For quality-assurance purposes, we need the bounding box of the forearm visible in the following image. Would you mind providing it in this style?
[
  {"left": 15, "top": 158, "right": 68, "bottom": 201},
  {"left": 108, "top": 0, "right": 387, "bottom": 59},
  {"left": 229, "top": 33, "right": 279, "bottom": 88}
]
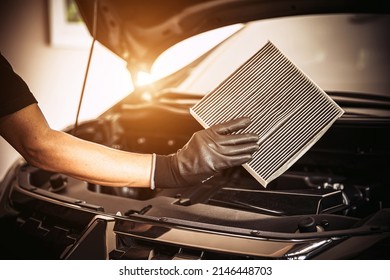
[{"left": 27, "top": 129, "right": 153, "bottom": 187}]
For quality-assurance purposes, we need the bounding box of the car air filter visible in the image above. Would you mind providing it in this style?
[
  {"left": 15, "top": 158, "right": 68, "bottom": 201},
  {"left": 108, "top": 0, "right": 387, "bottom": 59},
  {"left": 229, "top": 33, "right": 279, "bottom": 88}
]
[{"left": 190, "top": 41, "right": 344, "bottom": 187}]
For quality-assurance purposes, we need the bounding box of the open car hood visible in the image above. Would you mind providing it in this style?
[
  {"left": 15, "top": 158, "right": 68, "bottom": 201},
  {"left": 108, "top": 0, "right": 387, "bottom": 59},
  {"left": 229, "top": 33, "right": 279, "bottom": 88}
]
[{"left": 75, "top": 0, "right": 386, "bottom": 74}]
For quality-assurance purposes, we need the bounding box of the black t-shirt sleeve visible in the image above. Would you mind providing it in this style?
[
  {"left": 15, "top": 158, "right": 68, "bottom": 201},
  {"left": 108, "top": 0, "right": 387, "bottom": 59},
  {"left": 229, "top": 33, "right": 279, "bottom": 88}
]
[{"left": 0, "top": 53, "right": 37, "bottom": 118}]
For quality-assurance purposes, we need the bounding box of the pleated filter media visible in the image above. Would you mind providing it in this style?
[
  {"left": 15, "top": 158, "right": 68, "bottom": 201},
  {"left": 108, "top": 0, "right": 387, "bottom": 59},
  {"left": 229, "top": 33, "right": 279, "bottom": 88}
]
[{"left": 190, "top": 41, "right": 344, "bottom": 187}]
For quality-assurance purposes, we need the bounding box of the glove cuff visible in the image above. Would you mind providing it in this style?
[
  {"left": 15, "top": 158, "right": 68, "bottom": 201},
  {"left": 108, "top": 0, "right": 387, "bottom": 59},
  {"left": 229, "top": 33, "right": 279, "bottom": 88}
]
[
  {"left": 153, "top": 154, "right": 186, "bottom": 189},
  {"left": 150, "top": 153, "right": 157, "bottom": 190}
]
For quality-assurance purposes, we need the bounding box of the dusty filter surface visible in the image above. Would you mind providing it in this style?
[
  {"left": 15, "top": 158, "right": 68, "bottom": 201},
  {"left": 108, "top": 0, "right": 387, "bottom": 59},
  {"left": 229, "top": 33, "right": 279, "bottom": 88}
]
[{"left": 190, "top": 41, "right": 344, "bottom": 187}]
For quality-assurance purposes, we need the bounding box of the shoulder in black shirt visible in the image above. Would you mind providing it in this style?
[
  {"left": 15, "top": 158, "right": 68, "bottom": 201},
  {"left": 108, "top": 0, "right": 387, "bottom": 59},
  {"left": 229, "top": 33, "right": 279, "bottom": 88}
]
[{"left": 0, "top": 53, "right": 37, "bottom": 118}]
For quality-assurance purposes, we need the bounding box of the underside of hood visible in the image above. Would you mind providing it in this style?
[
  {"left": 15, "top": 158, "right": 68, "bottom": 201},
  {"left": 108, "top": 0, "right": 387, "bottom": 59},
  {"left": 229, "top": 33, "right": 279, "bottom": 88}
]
[{"left": 75, "top": 0, "right": 388, "bottom": 74}]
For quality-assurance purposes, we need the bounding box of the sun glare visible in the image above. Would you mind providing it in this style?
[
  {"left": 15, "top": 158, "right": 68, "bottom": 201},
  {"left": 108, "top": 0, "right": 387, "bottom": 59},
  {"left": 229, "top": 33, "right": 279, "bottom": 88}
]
[
  {"left": 135, "top": 24, "right": 243, "bottom": 87},
  {"left": 136, "top": 71, "right": 154, "bottom": 87}
]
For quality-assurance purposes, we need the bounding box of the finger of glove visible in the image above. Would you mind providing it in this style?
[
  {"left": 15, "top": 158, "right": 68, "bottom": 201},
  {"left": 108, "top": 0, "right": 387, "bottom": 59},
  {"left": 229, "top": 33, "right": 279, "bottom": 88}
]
[
  {"left": 214, "top": 142, "right": 259, "bottom": 156},
  {"left": 215, "top": 154, "right": 253, "bottom": 170},
  {"left": 213, "top": 132, "right": 259, "bottom": 146},
  {"left": 211, "top": 117, "right": 251, "bottom": 135}
]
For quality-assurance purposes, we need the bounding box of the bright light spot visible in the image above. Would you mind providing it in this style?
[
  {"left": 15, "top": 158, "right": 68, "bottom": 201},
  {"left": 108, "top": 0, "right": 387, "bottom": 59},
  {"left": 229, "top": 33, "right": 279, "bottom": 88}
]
[
  {"left": 136, "top": 71, "right": 154, "bottom": 86},
  {"left": 149, "top": 24, "right": 243, "bottom": 82},
  {"left": 140, "top": 91, "right": 153, "bottom": 101}
]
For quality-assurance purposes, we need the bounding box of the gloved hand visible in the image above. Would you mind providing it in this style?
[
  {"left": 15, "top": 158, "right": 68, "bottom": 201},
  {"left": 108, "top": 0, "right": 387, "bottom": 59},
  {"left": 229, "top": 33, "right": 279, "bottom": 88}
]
[{"left": 152, "top": 117, "right": 259, "bottom": 188}]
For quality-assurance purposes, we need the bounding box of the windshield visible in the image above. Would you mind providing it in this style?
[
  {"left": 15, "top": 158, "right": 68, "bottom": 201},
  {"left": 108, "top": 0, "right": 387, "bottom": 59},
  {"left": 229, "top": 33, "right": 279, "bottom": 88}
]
[{"left": 153, "top": 14, "right": 389, "bottom": 98}]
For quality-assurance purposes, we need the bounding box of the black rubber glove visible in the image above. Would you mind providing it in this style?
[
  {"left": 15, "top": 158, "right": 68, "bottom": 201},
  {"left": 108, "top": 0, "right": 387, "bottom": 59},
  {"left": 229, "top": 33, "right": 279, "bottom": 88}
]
[{"left": 153, "top": 117, "right": 259, "bottom": 188}]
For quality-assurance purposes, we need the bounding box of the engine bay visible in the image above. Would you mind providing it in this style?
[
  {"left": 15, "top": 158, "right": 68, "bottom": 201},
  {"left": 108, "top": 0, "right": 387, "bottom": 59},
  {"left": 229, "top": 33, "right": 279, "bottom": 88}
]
[{"left": 1, "top": 97, "right": 389, "bottom": 259}]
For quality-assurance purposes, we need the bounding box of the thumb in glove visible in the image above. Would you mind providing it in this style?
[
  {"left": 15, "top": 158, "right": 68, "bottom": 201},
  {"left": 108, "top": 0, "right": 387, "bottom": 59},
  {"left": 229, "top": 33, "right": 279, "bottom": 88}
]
[{"left": 152, "top": 117, "right": 259, "bottom": 189}]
